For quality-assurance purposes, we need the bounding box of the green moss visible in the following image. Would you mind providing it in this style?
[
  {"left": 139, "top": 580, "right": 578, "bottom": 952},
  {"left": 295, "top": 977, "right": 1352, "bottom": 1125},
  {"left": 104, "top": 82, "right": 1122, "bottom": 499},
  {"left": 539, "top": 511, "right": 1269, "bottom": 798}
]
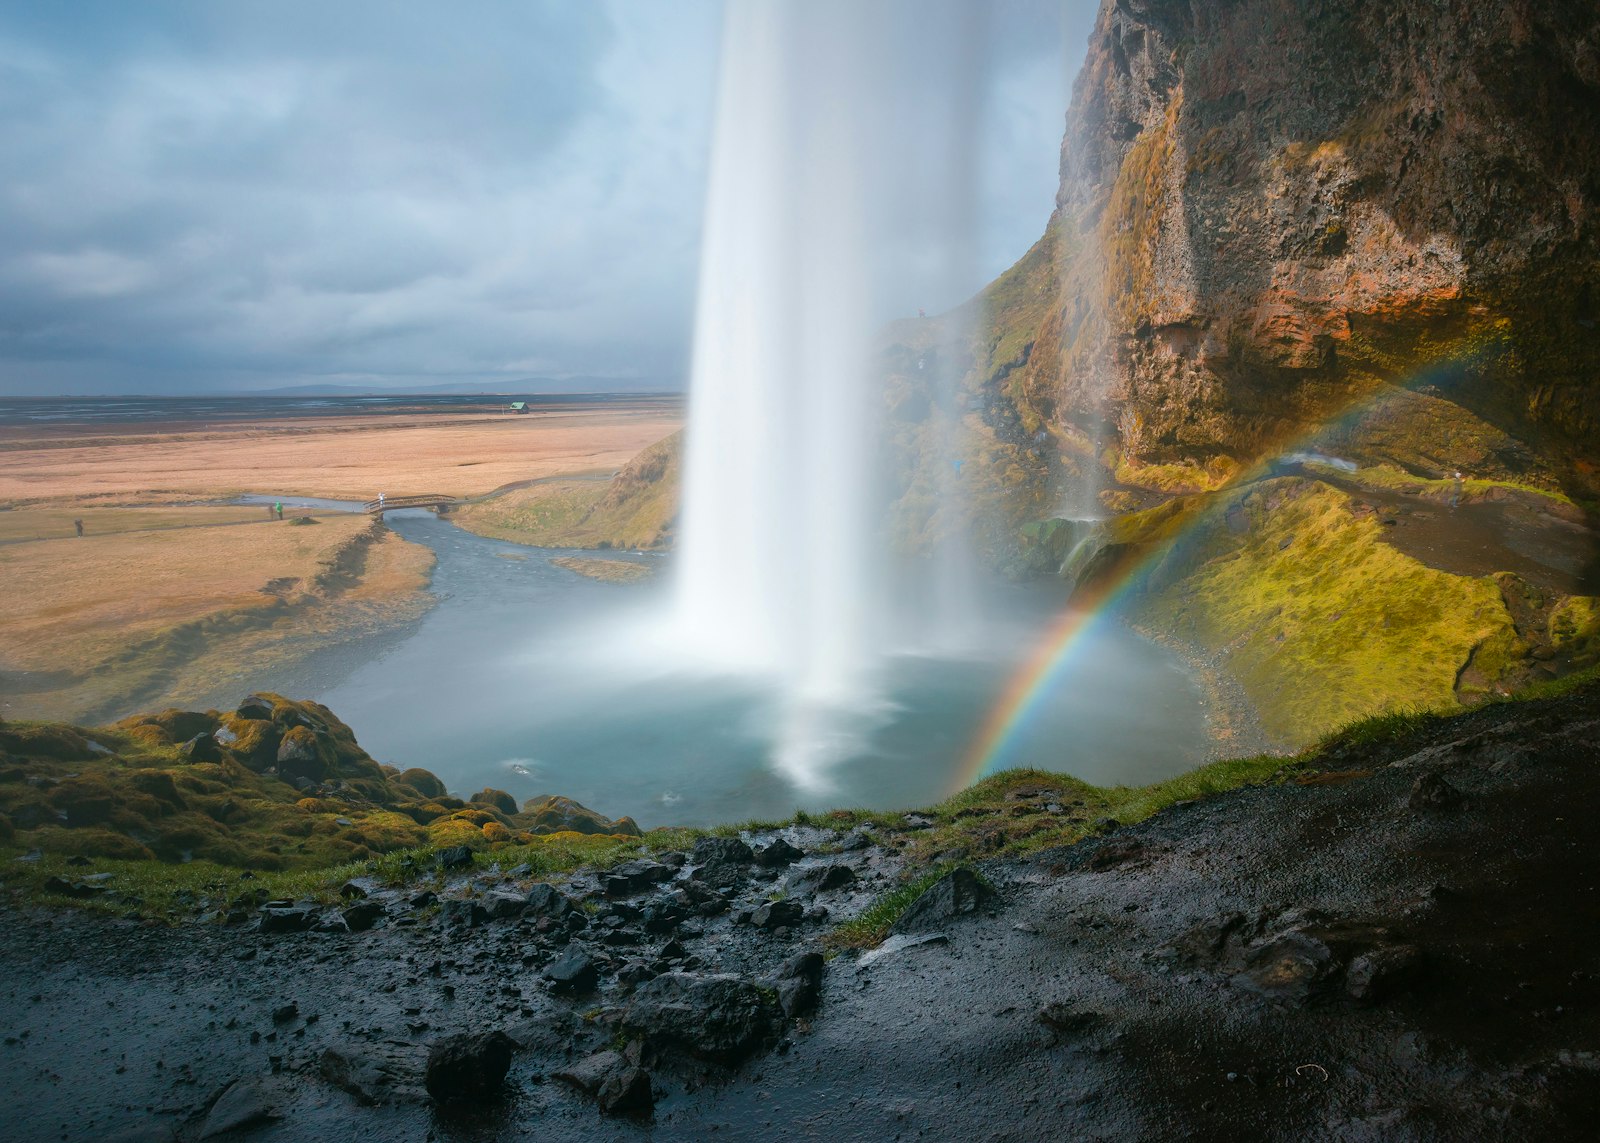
[{"left": 1134, "top": 479, "right": 1513, "bottom": 744}]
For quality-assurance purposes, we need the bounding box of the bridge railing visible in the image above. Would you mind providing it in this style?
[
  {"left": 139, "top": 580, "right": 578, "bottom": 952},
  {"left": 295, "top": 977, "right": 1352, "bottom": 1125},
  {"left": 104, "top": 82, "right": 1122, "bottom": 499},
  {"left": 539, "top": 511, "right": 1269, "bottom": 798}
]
[{"left": 363, "top": 495, "right": 462, "bottom": 514}]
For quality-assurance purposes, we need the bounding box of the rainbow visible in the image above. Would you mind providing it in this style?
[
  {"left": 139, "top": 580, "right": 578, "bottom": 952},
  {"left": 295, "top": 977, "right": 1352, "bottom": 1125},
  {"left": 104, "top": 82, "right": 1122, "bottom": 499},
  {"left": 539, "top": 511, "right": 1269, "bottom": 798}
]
[
  {"left": 952, "top": 353, "right": 1494, "bottom": 792},
  {"left": 950, "top": 541, "right": 1165, "bottom": 793}
]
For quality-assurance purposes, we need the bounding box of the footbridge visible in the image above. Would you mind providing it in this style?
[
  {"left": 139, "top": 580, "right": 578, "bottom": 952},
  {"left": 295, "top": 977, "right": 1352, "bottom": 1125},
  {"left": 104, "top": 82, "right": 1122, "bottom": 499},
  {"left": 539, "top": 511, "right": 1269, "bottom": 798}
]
[{"left": 364, "top": 494, "right": 464, "bottom": 515}]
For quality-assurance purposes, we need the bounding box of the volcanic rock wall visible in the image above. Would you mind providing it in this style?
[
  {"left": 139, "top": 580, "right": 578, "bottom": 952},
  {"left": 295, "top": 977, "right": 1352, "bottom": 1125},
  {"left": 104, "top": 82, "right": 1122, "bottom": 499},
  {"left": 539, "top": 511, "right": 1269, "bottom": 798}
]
[{"left": 983, "top": 0, "right": 1600, "bottom": 498}]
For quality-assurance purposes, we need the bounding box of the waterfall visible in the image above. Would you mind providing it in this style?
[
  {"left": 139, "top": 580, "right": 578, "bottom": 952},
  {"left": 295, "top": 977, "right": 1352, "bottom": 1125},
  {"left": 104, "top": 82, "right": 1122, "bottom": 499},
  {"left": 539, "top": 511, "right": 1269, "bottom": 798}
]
[{"left": 671, "top": 1, "right": 986, "bottom": 786}]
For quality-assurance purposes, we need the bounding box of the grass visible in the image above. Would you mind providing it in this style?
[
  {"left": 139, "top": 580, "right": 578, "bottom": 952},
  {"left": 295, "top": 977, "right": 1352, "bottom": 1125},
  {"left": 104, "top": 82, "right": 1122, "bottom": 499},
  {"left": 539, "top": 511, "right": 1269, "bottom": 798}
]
[
  {"left": 1134, "top": 479, "right": 1515, "bottom": 744},
  {"left": 453, "top": 430, "right": 681, "bottom": 551},
  {"left": 1310, "top": 461, "right": 1578, "bottom": 510}
]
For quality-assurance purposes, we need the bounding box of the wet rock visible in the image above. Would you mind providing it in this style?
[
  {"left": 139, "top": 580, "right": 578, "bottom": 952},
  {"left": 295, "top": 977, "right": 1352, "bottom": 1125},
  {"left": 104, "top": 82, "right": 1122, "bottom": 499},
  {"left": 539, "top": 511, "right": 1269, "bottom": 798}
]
[
  {"left": 1239, "top": 931, "right": 1342, "bottom": 1003},
  {"left": 1086, "top": 837, "right": 1148, "bottom": 872},
  {"left": 750, "top": 900, "right": 804, "bottom": 930},
  {"left": 692, "top": 836, "right": 754, "bottom": 866},
  {"left": 1038, "top": 1002, "right": 1105, "bottom": 1041},
  {"left": 598, "top": 1066, "right": 654, "bottom": 1114},
  {"left": 438, "top": 899, "right": 484, "bottom": 930},
  {"left": 338, "top": 881, "right": 367, "bottom": 899},
  {"left": 890, "top": 868, "right": 996, "bottom": 935},
  {"left": 613, "top": 859, "right": 675, "bottom": 887},
  {"left": 525, "top": 882, "right": 577, "bottom": 918},
  {"left": 42, "top": 875, "right": 108, "bottom": 899},
  {"left": 258, "top": 906, "right": 315, "bottom": 934},
  {"left": 424, "top": 1030, "right": 516, "bottom": 1106},
  {"left": 274, "top": 726, "right": 324, "bottom": 784},
  {"left": 555, "top": 1049, "right": 626, "bottom": 1094},
  {"left": 341, "top": 901, "right": 386, "bottom": 932},
  {"left": 272, "top": 1001, "right": 298, "bottom": 1024},
  {"left": 766, "top": 951, "right": 824, "bottom": 1017},
  {"left": 1408, "top": 770, "right": 1464, "bottom": 811},
  {"left": 838, "top": 829, "right": 872, "bottom": 851},
  {"left": 787, "top": 863, "right": 857, "bottom": 893},
  {"left": 1346, "top": 945, "right": 1425, "bottom": 1003},
  {"left": 200, "top": 1078, "right": 276, "bottom": 1138},
  {"left": 622, "top": 972, "right": 784, "bottom": 1064},
  {"left": 545, "top": 948, "right": 599, "bottom": 994},
  {"left": 640, "top": 899, "right": 688, "bottom": 935},
  {"left": 617, "top": 960, "right": 659, "bottom": 991},
  {"left": 320, "top": 1043, "right": 424, "bottom": 1105},
  {"left": 481, "top": 891, "right": 528, "bottom": 920},
  {"left": 903, "top": 813, "right": 935, "bottom": 829},
  {"left": 436, "top": 845, "right": 474, "bottom": 871},
  {"left": 753, "top": 838, "right": 804, "bottom": 867}
]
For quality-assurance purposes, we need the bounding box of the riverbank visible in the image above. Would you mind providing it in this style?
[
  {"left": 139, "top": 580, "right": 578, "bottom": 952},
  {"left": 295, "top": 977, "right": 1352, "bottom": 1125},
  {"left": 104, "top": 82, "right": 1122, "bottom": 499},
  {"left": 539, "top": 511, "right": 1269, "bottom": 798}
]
[
  {"left": 0, "top": 398, "right": 683, "bottom": 724},
  {"left": 2, "top": 674, "right": 1595, "bottom": 1140}
]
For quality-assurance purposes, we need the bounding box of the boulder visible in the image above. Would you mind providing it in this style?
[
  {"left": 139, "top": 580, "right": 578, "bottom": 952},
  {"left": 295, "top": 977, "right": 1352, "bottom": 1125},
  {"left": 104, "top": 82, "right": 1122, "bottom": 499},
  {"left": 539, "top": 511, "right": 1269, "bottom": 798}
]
[
  {"left": 753, "top": 838, "right": 804, "bottom": 868},
  {"left": 622, "top": 972, "right": 784, "bottom": 1064},
  {"left": 199, "top": 1078, "right": 276, "bottom": 1139},
  {"left": 554, "top": 1050, "right": 655, "bottom": 1115},
  {"left": 766, "top": 951, "right": 824, "bottom": 1017},
  {"left": 692, "top": 836, "right": 754, "bottom": 866},
  {"left": 525, "top": 883, "right": 577, "bottom": 917},
  {"left": 258, "top": 906, "right": 315, "bottom": 934},
  {"left": 436, "top": 845, "right": 473, "bottom": 871},
  {"left": 424, "top": 1030, "right": 516, "bottom": 1106},
  {"left": 890, "top": 868, "right": 995, "bottom": 935},
  {"left": 275, "top": 726, "right": 325, "bottom": 784},
  {"left": 320, "top": 1043, "right": 425, "bottom": 1106},
  {"left": 470, "top": 788, "right": 518, "bottom": 815},
  {"left": 236, "top": 695, "right": 276, "bottom": 721},
  {"left": 178, "top": 733, "right": 221, "bottom": 763},
  {"left": 1408, "top": 770, "right": 1464, "bottom": 811},
  {"left": 1345, "top": 944, "right": 1426, "bottom": 1003},
  {"left": 750, "top": 900, "right": 804, "bottom": 930},
  {"left": 480, "top": 892, "right": 528, "bottom": 920},
  {"left": 787, "top": 863, "right": 857, "bottom": 894},
  {"left": 544, "top": 948, "right": 599, "bottom": 995},
  {"left": 341, "top": 901, "right": 386, "bottom": 932}
]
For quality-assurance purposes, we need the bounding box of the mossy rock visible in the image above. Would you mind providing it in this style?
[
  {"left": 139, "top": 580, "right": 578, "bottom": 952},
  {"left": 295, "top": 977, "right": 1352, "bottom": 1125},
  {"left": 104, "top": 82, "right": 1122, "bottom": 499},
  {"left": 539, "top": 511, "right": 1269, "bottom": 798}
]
[
  {"left": 481, "top": 821, "right": 513, "bottom": 844},
  {"left": 449, "top": 808, "right": 498, "bottom": 828},
  {"left": 398, "top": 768, "right": 447, "bottom": 799},
  {"left": 23, "top": 825, "right": 153, "bottom": 862},
  {"left": 0, "top": 724, "right": 103, "bottom": 763},
  {"left": 114, "top": 709, "right": 219, "bottom": 747},
  {"left": 515, "top": 795, "right": 641, "bottom": 837},
  {"left": 470, "top": 788, "right": 518, "bottom": 815}
]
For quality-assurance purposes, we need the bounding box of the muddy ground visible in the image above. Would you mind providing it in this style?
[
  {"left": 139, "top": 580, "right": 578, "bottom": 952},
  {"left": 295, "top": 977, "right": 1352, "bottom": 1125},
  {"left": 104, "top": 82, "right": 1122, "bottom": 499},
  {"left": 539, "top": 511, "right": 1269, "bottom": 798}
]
[{"left": 4, "top": 685, "right": 1598, "bottom": 1142}]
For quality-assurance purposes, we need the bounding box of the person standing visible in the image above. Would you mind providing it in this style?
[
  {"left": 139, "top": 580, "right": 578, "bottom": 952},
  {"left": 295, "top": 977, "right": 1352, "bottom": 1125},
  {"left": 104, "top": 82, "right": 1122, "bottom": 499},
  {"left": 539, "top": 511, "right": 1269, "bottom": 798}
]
[
  {"left": 275, "top": 501, "right": 284, "bottom": 520},
  {"left": 73, "top": 518, "right": 83, "bottom": 537},
  {"left": 1450, "top": 471, "right": 1463, "bottom": 508}
]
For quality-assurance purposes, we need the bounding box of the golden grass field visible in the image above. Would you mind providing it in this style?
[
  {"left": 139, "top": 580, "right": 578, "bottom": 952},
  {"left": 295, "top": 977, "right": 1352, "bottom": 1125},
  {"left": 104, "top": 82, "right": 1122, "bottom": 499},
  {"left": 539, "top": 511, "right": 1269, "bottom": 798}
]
[
  {"left": 0, "top": 401, "right": 682, "bottom": 723},
  {"left": 0, "top": 406, "right": 681, "bottom": 503}
]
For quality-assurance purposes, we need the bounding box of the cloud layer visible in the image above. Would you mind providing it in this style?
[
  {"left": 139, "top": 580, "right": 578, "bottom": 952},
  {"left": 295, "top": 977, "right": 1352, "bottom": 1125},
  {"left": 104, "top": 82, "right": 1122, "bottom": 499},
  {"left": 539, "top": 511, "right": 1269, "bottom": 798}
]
[{"left": 0, "top": 1, "right": 1093, "bottom": 394}]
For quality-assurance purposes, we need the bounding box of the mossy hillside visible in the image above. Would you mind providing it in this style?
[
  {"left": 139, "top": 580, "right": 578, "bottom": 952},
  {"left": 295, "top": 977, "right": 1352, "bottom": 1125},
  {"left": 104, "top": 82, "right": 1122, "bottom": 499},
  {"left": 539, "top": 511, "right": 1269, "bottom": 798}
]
[
  {"left": 0, "top": 695, "right": 640, "bottom": 874},
  {"left": 453, "top": 430, "right": 682, "bottom": 551},
  {"left": 1132, "top": 479, "right": 1519, "bottom": 744}
]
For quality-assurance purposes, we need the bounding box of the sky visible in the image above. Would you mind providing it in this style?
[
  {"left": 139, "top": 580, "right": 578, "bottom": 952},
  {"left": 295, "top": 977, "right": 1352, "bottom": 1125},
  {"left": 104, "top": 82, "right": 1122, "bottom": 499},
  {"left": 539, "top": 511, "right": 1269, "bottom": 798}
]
[{"left": 0, "top": 1, "right": 1098, "bottom": 395}]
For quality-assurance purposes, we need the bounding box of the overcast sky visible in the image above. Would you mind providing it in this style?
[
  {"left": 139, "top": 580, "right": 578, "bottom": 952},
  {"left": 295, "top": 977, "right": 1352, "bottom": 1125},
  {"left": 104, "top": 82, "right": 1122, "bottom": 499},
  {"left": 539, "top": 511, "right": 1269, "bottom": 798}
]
[{"left": 0, "top": 1, "right": 1097, "bottom": 395}]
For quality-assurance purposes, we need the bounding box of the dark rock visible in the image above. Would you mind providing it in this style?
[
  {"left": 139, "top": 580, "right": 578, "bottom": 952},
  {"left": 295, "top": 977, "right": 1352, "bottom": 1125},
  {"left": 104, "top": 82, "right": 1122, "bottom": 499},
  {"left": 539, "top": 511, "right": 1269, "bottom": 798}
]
[
  {"left": 436, "top": 845, "right": 474, "bottom": 871},
  {"left": 787, "top": 863, "right": 857, "bottom": 893},
  {"left": 424, "top": 1030, "right": 516, "bottom": 1105},
  {"left": 178, "top": 733, "right": 221, "bottom": 763},
  {"left": 622, "top": 972, "right": 784, "bottom": 1064},
  {"left": 337, "top": 881, "right": 368, "bottom": 899},
  {"left": 555, "top": 1049, "right": 626, "bottom": 1094},
  {"left": 545, "top": 948, "right": 599, "bottom": 994},
  {"left": 438, "top": 899, "right": 484, "bottom": 930},
  {"left": 341, "top": 901, "right": 386, "bottom": 932},
  {"left": 890, "top": 868, "right": 996, "bottom": 935},
  {"left": 525, "top": 882, "right": 576, "bottom": 917},
  {"left": 604, "top": 875, "right": 641, "bottom": 899},
  {"left": 1038, "top": 1002, "right": 1106, "bottom": 1041},
  {"left": 903, "top": 813, "right": 935, "bottom": 829},
  {"left": 640, "top": 899, "right": 688, "bottom": 934},
  {"left": 409, "top": 890, "right": 438, "bottom": 909},
  {"left": 200, "top": 1078, "right": 276, "bottom": 1138},
  {"left": 1239, "top": 931, "right": 1342, "bottom": 1003},
  {"left": 1345, "top": 945, "right": 1425, "bottom": 1003},
  {"left": 1086, "top": 838, "right": 1148, "bottom": 872},
  {"left": 236, "top": 695, "right": 276, "bottom": 721},
  {"left": 598, "top": 1066, "right": 653, "bottom": 1114},
  {"left": 838, "top": 829, "right": 872, "bottom": 851},
  {"left": 617, "top": 960, "right": 658, "bottom": 990},
  {"left": 43, "top": 875, "right": 107, "bottom": 899},
  {"left": 1408, "top": 770, "right": 1465, "bottom": 811},
  {"left": 750, "top": 900, "right": 805, "bottom": 930},
  {"left": 767, "top": 951, "right": 824, "bottom": 1017},
  {"left": 274, "top": 726, "right": 324, "bottom": 784},
  {"left": 692, "top": 836, "right": 754, "bottom": 867},
  {"left": 613, "top": 859, "right": 675, "bottom": 886},
  {"left": 481, "top": 891, "right": 528, "bottom": 920},
  {"left": 258, "top": 906, "right": 315, "bottom": 934},
  {"left": 272, "top": 1002, "right": 298, "bottom": 1024},
  {"left": 753, "top": 838, "right": 804, "bottom": 867},
  {"left": 320, "top": 1043, "right": 424, "bottom": 1106}
]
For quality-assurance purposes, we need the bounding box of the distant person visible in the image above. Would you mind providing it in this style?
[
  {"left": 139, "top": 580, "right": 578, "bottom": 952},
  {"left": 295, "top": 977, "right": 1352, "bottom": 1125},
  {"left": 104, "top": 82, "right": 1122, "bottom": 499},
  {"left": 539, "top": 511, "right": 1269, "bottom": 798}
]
[
  {"left": 275, "top": 501, "right": 284, "bottom": 520},
  {"left": 73, "top": 518, "right": 83, "bottom": 537},
  {"left": 1450, "top": 471, "right": 1463, "bottom": 508},
  {"left": 378, "top": 491, "right": 385, "bottom": 508}
]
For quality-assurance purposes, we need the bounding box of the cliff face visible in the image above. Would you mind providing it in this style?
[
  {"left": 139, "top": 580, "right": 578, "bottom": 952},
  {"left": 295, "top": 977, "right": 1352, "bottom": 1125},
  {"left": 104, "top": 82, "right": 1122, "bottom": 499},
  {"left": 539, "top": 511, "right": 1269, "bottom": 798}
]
[{"left": 986, "top": 0, "right": 1600, "bottom": 499}]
